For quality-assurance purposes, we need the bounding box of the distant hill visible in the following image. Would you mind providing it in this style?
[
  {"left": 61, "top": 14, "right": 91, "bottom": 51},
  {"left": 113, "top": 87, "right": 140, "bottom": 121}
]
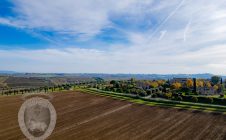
[
  {"left": 72, "top": 73, "right": 218, "bottom": 80},
  {"left": 0, "top": 70, "right": 17, "bottom": 74},
  {"left": 0, "top": 72, "right": 225, "bottom": 80},
  {"left": 0, "top": 76, "right": 94, "bottom": 90},
  {"left": 0, "top": 72, "right": 225, "bottom": 90}
]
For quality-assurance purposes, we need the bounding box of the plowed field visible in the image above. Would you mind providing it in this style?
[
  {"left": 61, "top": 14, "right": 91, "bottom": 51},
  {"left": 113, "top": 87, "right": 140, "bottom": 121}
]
[{"left": 0, "top": 91, "right": 226, "bottom": 140}]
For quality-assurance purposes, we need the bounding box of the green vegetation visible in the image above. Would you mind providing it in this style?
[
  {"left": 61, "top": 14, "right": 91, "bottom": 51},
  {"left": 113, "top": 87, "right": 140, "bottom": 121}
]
[
  {"left": 77, "top": 88, "right": 226, "bottom": 114},
  {"left": 211, "top": 76, "right": 221, "bottom": 85},
  {"left": 0, "top": 82, "right": 89, "bottom": 96},
  {"left": 1, "top": 75, "right": 226, "bottom": 113},
  {"left": 90, "top": 76, "right": 226, "bottom": 106}
]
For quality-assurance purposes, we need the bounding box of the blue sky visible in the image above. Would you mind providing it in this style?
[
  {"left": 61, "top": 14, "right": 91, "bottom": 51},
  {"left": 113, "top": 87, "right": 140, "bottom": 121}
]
[{"left": 0, "top": 0, "right": 226, "bottom": 74}]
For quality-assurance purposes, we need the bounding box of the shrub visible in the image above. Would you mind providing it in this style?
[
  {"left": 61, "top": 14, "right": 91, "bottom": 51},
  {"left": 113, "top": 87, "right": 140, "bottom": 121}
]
[
  {"left": 191, "top": 96, "right": 198, "bottom": 102},
  {"left": 117, "top": 88, "right": 123, "bottom": 93},
  {"left": 207, "top": 97, "right": 213, "bottom": 103},
  {"left": 152, "top": 93, "right": 157, "bottom": 98},
  {"left": 112, "top": 88, "right": 116, "bottom": 92},
  {"left": 146, "top": 89, "right": 152, "bottom": 95},
  {"left": 164, "top": 92, "right": 172, "bottom": 99},
  {"left": 130, "top": 88, "right": 137, "bottom": 94},
  {"left": 139, "top": 91, "right": 147, "bottom": 97},
  {"left": 222, "top": 98, "right": 226, "bottom": 105},
  {"left": 177, "top": 96, "right": 183, "bottom": 101},
  {"left": 105, "top": 87, "right": 110, "bottom": 91},
  {"left": 180, "top": 87, "right": 190, "bottom": 93}
]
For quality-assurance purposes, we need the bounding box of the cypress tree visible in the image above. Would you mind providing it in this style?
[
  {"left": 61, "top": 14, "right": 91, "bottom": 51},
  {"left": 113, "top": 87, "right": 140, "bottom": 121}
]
[{"left": 193, "top": 78, "right": 197, "bottom": 93}]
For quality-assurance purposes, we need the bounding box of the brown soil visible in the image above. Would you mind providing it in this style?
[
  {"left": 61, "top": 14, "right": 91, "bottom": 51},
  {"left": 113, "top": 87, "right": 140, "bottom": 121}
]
[{"left": 0, "top": 91, "right": 226, "bottom": 140}]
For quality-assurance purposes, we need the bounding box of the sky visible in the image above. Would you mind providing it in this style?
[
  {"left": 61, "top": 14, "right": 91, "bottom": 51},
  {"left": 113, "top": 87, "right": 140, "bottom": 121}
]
[{"left": 0, "top": 0, "right": 226, "bottom": 74}]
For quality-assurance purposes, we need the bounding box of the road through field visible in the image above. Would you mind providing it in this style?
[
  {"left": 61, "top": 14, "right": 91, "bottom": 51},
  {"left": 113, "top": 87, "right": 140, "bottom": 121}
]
[{"left": 0, "top": 91, "right": 226, "bottom": 140}]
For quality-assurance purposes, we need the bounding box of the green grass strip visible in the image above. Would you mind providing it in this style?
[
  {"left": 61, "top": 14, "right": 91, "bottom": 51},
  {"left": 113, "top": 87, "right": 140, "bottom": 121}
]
[{"left": 76, "top": 88, "right": 226, "bottom": 114}]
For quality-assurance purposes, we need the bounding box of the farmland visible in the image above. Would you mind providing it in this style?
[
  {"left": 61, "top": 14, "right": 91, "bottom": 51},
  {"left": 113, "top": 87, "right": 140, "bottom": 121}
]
[
  {"left": 1, "top": 91, "right": 226, "bottom": 140},
  {"left": 0, "top": 75, "right": 94, "bottom": 90}
]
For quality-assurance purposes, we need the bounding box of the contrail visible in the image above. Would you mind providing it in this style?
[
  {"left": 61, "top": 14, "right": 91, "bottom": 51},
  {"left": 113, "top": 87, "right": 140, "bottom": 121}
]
[
  {"left": 159, "top": 30, "right": 167, "bottom": 40},
  {"left": 148, "top": 0, "right": 186, "bottom": 41},
  {"left": 183, "top": 18, "right": 192, "bottom": 42}
]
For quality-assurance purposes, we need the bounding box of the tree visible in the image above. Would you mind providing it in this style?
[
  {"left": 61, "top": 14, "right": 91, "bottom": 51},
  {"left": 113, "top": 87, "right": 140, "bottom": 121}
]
[
  {"left": 213, "top": 85, "right": 219, "bottom": 91},
  {"left": 110, "top": 80, "right": 118, "bottom": 88},
  {"left": 164, "top": 92, "right": 172, "bottom": 99},
  {"left": 138, "top": 90, "right": 147, "bottom": 97},
  {"left": 193, "top": 78, "right": 197, "bottom": 93},
  {"left": 172, "top": 82, "right": 182, "bottom": 90},
  {"left": 130, "top": 78, "right": 135, "bottom": 83},
  {"left": 205, "top": 81, "right": 212, "bottom": 88},
  {"left": 177, "top": 96, "right": 183, "bottom": 101},
  {"left": 115, "top": 82, "right": 120, "bottom": 88},
  {"left": 186, "top": 79, "right": 193, "bottom": 88},
  {"left": 157, "top": 80, "right": 166, "bottom": 86},
  {"left": 191, "top": 96, "right": 198, "bottom": 102},
  {"left": 130, "top": 78, "right": 136, "bottom": 87},
  {"left": 149, "top": 81, "right": 159, "bottom": 88},
  {"left": 152, "top": 93, "right": 157, "bottom": 98},
  {"left": 196, "top": 80, "right": 204, "bottom": 87},
  {"left": 94, "top": 77, "right": 104, "bottom": 84},
  {"left": 211, "top": 76, "right": 220, "bottom": 85},
  {"left": 207, "top": 97, "right": 213, "bottom": 104},
  {"left": 110, "top": 80, "right": 116, "bottom": 85},
  {"left": 146, "top": 89, "right": 152, "bottom": 95}
]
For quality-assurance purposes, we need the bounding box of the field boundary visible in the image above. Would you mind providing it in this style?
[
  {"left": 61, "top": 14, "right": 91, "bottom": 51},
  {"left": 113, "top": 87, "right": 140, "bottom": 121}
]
[{"left": 77, "top": 88, "right": 226, "bottom": 114}]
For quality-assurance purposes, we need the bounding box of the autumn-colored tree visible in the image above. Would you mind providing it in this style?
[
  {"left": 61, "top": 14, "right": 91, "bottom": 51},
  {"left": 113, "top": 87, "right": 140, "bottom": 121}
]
[
  {"left": 172, "top": 82, "right": 182, "bottom": 90},
  {"left": 186, "top": 79, "right": 193, "bottom": 88},
  {"left": 164, "top": 92, "right": 172, "bottom": 99},
  {"left": 157, "top": 80, "right": 166, "bottom": 86},
  {"left": 205, "top": 81, "right": 212, "bottom": 88},
  {"left": 213, "top": 85, "right": 219, "bottom": 91},
  {"left": 196, "top": 80, "right": 204, "bottom": 87},
  {"left": 149, "top": 81, "right": 159, "bottom": 88}
]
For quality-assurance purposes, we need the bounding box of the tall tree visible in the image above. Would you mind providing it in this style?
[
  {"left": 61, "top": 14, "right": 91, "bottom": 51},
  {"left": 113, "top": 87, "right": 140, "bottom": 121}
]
[
  {"left": 186, "top": 79, "right": 193, "bottom": 88},
  {"left": 205, "top": 81, "right": 212, "bottom": 88},
  {"left": 211, "top": 76, "right": 220, "bottom": 85},
  {"left": 149, "top": 81, "right": 159, "bottom": 88},
  {"left": 172, "top": 82, "right": 182, "bottom": 90},
  {"left": 193, "top": 78, "right": 197, "bottom": 93},
  {"left": 196, "top": 80, "right": 204, "bottom": 87}
]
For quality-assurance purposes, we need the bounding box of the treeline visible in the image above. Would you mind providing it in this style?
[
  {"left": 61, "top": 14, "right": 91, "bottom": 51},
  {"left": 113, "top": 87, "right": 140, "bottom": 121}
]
[
  {"left": 1, "top": 81, "right": 93, "bottom": 96},
  {"left": 98, "top": 78, "right": 166, "bottom": 97},
  {"left": 95, "top": 77, "right": 226, "bottom": 105}
]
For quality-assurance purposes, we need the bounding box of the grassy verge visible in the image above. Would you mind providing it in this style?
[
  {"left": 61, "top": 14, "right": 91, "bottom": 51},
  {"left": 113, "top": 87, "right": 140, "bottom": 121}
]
[{"left": 77, "top": 88, "right": 226, "bottom": 114}]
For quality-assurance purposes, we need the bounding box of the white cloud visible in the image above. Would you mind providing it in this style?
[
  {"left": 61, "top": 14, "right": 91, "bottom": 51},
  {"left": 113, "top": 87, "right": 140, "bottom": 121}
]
[
  {"left": 0, "top": 0, "right": 157, "bottom": 39},
  {"left": 1, "top": 43, "right": 226, "bottom": 74},
  {"left": 1, "top": 0, "right": 226, "bottom": 74}
]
